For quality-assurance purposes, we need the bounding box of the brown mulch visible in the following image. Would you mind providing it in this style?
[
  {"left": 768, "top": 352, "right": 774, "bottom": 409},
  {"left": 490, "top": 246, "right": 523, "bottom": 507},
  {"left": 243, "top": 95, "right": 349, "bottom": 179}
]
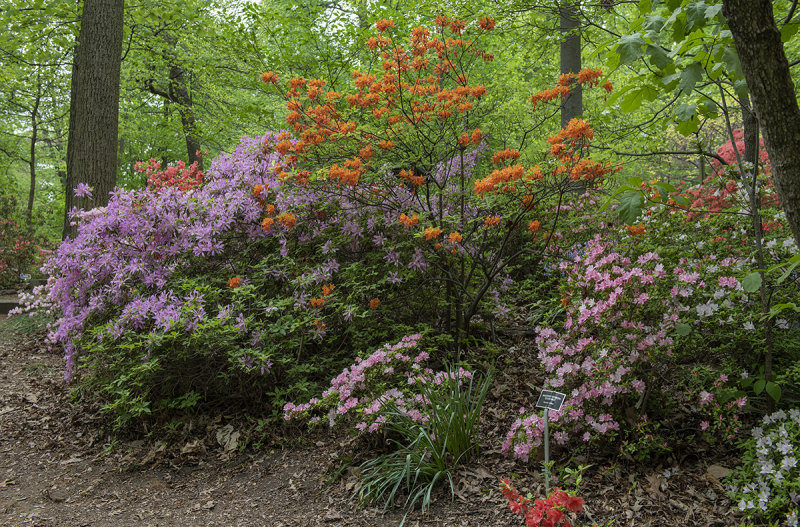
[{"left": 0, "top": 315, "right": 744, "bottom": 526}]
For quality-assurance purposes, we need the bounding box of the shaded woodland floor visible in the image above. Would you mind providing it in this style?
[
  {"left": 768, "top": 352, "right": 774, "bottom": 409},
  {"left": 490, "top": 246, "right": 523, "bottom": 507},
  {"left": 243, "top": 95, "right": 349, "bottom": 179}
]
[{"left": 0, "top": 314, "right": 744, "bottom": 526}]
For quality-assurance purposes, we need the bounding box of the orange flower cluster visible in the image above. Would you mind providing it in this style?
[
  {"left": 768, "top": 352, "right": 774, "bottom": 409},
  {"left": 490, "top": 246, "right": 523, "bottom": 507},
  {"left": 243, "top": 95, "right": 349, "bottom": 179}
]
[
  {"left": 369, "top": 298, "right": 380, "bottom": 310},
  {"left": 309, "top": 297, "right": 325, "bottom": 308},
  {"left": 322, "top": 283, "right": 335, "bottom": 296},
  {"left": 398, "top": 169, "right": 424, "bottom": 186},
  {"left": 423, "top": 226, "right": 442, "bottom": 240},
  {"left": 261, "top": 19, "right": 496, "bottom": 185},
  {"left": 530, "top": 86, "right": 571, "bottom": 110},
  {"left": 277, "top": 212, "right": 297, "bottom": 228},
  {"left": 376, "top": 19, "right": 395, "bottom": 32},
  {"left": 261, "top": 71, "right": 278, "bottom": 84},
  {"left": 545, "top": 118, "right": 616, "bottom": 182},
  {"left": 484, "top": 216, "right": 501, "bottom": 227},
  {"left": 492, "top": 149, "right": 520, "bottom": 165},
  {"left": 557, "top": 68, "right": 603, "bottom": 88},
  {"left": 459, "top": 128, "right": 483, "bottom": 145},
  {"left": 313, "top": 319, "right": 326, "bottom": 330},
  {"left": 265, "top": 204, "right": 276, "bottom": 216},
  {"left": 478, "top": 17, "right": 496, "bottom": 30},
  {"left": 261, "top": 217, "right": 274, "bottom": 232},
  {"left": 626, "top": 224, "right": 646, "bottom": 236},
  {"left": 228, "top": 276, "right": 242, "bottom": 289},
  {"left": 528, "top": 220, "right": 541, "bottom": 233},
  {"left": 399, "top": 213, "right": 419, "bottom": 228},
  {"left": 329, "top": 157, "right": 365, "bottom": 186},
  {"left": 448, "top": 231, "right": 463, "bottom": 243},
  {"left": 474, "top": 164, "right": 525, "bottom": 194}
]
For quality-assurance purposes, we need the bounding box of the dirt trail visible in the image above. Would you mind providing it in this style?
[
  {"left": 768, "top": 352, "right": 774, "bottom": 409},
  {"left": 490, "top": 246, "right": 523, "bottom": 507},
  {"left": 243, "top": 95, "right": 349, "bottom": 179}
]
[{"left": 0, "top": 316, "right": 742, "bottom": 526}]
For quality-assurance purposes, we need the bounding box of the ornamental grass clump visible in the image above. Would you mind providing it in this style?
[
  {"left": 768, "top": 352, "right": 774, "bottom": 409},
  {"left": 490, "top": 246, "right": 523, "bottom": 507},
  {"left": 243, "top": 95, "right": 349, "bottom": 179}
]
[{"left": 355, "top": 365, "right": 492, "bottom": 523}]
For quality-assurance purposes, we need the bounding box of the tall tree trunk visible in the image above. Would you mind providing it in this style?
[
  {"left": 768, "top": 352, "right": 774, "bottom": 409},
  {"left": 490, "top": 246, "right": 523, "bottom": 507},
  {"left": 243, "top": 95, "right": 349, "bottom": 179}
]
[
  {"left": 722, "top": 0, "right": 800, "bottom": 248},
  {"left": 559, "top": 1, "right": 582, "bottom": 129},
  {"left": 63, "top": 0, "right": 124, "bottom": 239}
]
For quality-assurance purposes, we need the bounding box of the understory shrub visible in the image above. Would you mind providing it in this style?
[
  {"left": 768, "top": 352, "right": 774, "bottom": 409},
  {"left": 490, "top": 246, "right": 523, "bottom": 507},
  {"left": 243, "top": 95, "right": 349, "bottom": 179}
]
[{"left": 726, "top": 408, "right": 800, "bottom": 526}]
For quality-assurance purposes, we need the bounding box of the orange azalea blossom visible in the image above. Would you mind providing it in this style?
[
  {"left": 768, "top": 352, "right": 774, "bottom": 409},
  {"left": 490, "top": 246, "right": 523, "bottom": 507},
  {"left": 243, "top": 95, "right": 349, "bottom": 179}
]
[
  {"left": 459, "top": 132, "right": 471, "bottom": 145},
  {"left": 424, "top": 226, "right": 442, "bottom": 240},
  {"left": 309, "top": 297, "right": 325, "bottom": 308},
  {"left": 253, "top": 184, "right": 264, "bottom": 197},
  {"left": 561, "top": 296, "right": 570, "bottom": 306},
  {"left": 399, "top": 213, "right": 419, "bottom": 228},
  {"left": 530, "top": 85, "right": 571, "bottom": 110},
  {"left": 228, "top": 277, "right": 242, "bottom": 289},
  {"left": 378, "top": 140, "right": 394, "bottom": 150},
  {"left": 261, "top": 217, "right": 274, "bottom": 232},
  {"left": 448, "top": 231, "right": 463, "bottom": 243},
  {"left": 376, "top": 19, "right": 395, "bottom": 32},
  {"left": 399, "top": 169, "right": 424, "bottom": 186},
  {"left": 266, "top": 204, "right": 276, "bottom": 216},
  {"left": 474, "top": 165, "right": 525, "bottom": 194},
  {"left": 313, "top": 319, "right": 326, "bottom": 330},
  {"left": 322, "top": 283, "right": 335, "bottom": 296},
  {"left": 626, "top": 224, "right": 646, "bottom": 236},
  {"left": 471, "top": 128, "right": 482, "bottom": 143},
  {"left": 484, "top": 216, "right": 501, "bottom": 227},
  {"left": 603, "top": 80, "right": 613, "bottom": 93},
  {"left": 369, "top": 298, "right": 380, "bottom": 310},
  {"left": 277, "top": 212, "right": 297, "bottom": 228},
  {"left": 289, "top": 77, "right": 306, "bottom": 89},
  {"left": 261, "top": 71, "right": 278, "bottom": 84},
  {"left": 492, "top": 149, "right": 521, "bottom": 165},
  {"left": 478, "top": 17, "right": 496, "bottom": 30},
  {"left": 528, "top": 220, "right": 541, "bottom": 233}
]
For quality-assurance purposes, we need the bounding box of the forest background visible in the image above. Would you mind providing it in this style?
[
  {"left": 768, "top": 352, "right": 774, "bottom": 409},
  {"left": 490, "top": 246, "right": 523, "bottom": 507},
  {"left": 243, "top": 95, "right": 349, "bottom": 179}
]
[{"left": 2, "top": 1, "right": 800, "bottom": 526}]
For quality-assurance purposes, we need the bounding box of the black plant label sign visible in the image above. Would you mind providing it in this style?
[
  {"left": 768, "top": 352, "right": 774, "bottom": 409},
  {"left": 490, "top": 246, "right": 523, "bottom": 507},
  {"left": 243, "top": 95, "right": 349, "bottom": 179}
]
[{"left": 536, "top": 390, "right": 566, "bottom": 412}]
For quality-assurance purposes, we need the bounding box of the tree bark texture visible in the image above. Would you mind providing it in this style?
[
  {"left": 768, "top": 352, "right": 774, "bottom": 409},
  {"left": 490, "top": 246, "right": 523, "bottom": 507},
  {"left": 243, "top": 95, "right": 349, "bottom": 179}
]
[
  {"left": 723, "top": 0, "right": 800, "bottom": 248},
  {"left": 27, "top": 78, "right": 41, "bottom": 233},
  {"left": 559, "top": 2, "right": 582, "bottom": 129},
  {"left": 64, "top": 0, "right": 124, "bottom": 239}
]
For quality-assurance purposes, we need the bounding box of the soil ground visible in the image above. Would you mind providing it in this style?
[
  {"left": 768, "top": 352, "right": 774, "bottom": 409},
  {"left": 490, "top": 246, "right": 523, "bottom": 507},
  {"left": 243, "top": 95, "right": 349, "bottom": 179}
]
[{"left": 0, "top": 314, "right": 744, "bottom": 526}]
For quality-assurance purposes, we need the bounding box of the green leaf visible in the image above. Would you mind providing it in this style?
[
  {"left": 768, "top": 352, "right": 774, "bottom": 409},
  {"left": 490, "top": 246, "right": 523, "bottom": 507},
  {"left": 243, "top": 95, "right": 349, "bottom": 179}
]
[
  {"left": 628, "top": 176, "right": 643, "bottom": 187},
  {"left": 675, "top": 102, "right": 697, "bottom": 121},
  {"left": 722, "top": 47, "right": 743, "bottom": 78},
  {"left": 734, "top": 79, "right": 749, "bottom": 99},
  {"left": 639, "top": 0, "right": 653, "bottom": 12},
  {"left": 679, "top": 63, "right": 704, "bottom": 94},
  {"left": 781, "top": 23, "right": 799, "bottom": 43},
  {"left": 765, "top": 381, "right": 782, "bottom": 403},
  {"left": 643, "top": 14, "right": 666, "bottom": 32},
  {"left": 621, "top": 85, "right": 658, "bottom": 112},
  {"left": 618, "top": 33, "right": 646, "bottom": 64},
  {"left": 617, "top": 191, "right": 644, "bottom": 223},
  {"left": 646, "top": 44, "right": 670, "bottom": 68},
  {"left": 675, "top": 323, "right": 691, "bottom": 336},
  {"left": 673, "top": 195, "right": 689, "bottom": 206},
  {"left": 753, "top": 378, "right": 765, "bottom": 395},
  {"left": 742, "top": 272, "right": 763, "bottom": 292},
  {"left": 686, "top": 1, "right": 709, "bottom": 32}
]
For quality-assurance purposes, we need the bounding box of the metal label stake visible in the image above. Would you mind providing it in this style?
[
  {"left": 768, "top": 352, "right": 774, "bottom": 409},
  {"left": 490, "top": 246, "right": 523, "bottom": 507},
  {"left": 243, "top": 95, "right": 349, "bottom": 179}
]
[{"left": 535, "top": 389, "right": 566, "bottom": 495}]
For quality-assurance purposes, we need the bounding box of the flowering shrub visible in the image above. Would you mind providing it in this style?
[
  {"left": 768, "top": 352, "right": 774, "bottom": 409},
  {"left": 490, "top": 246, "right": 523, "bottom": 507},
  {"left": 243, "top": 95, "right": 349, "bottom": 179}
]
[
  {"left": 135, "top": 156, "right": 205, "bottom": 192},
  {"left": 284, "top": 334, "right": 473, "bottom": 433},
  {"left": 259, "top": 17, "right": 615, "bottom": 347},
  {"left": 500, "top": 478, "right": 591, "bottom": 527},
  {"left": 726, "top": 409, "right": 800, "bottom": 526},
  {"left": 0, "top": 218, "right": 39, "bottom": 289}
]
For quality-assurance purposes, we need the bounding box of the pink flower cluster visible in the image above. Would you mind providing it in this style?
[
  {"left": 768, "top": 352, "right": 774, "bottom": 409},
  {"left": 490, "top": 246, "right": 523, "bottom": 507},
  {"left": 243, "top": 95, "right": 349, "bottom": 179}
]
[{"left": 284, "top": 334, "right": 473, "bottom": 433}]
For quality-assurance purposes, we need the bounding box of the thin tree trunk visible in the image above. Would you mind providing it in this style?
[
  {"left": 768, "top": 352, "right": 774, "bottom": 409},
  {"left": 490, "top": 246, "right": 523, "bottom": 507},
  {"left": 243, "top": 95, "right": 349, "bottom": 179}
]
[
  {"left": 723, "top": 0, "right": 800, "bottom": 248},
  {"left": 26, "top": 77, "right": 41, "bottom": 234},
  {"left": 560, "top": 1, "right": 582, "bottom": 128}
]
